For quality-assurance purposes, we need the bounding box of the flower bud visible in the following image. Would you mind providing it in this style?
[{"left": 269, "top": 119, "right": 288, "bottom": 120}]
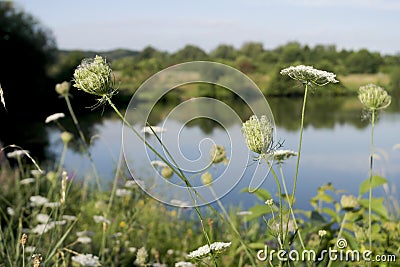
[
  {"left": 358, "top": 84, "right": 391, "bottom": 111},
  {"left": 73, "top": 55, "right": 114, "bottom": 98},
  {"left": 161, "top": 166, "right": 173, "bottom": 179},
  {"left": 210, "top": 144, "right": 227, "bottom": 164},
  {"left": 60, "top": 131, "right": 73, "bottom": 144},
  {"left": 340, "top": 195, "right": 358, "bottom": 211},
  {"left": 201, "top": 172, "right": 213, "bottom": 186},
  {"left": 55, "top": 81, "right": 70, "bottom": 96},
  {"left": 242, "top": 115, "right": 273, "bottom": 156}
]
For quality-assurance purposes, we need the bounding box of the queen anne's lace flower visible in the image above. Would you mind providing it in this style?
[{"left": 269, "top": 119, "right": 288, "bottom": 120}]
[
  {"left": 280, "top": 65, "right": 338, "bottom": 86},
  {"left": 134, "top": 247, "right": 148, "bottom": 266},
  {"left": 45, "top": 113, "right": 65, "bottom": 123},
  {"left": 358, "top": 84, "right": 391, "bottom": 110},
  {"left": 187, "top": 241, "right": 231, "bottom": 259},
  {"left": 93, "top": 215, "right": 110, "bottom": 224},
  {"left": 242, "top": 115, "right": 274, "bottom": 156},
  {"left": 273, "top": 149, "right": 297, "bottom": 162},
  {"left": 30, "top": 196, "right": 49, "bottom": 206},
  {"left": 115, "top": 188, "right": 131, "bottom": 197},
  {"left": 175, "top": 262, "right": 195, "bottom": 267},
  {"left": 71, "top": 253, "right": 101, "bottom": 266},
  {"left": 20, "top": 178, "right": 35, "bottom": 185}
]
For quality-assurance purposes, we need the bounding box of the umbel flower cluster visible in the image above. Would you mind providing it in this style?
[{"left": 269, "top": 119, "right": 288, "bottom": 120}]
[
  {"left": 280, "top": 65, "right": 338, "bottom": 86},
  {"left": 187, "top": 241, "right": 231, "bottom": 259},
  {"left": 242, "top": 115, "right": 274, "bottom": 156},
  {"left": 358, "top": 83, "right": 391, "bottom": 111},
  {"left": 73, "top": 55, "right": 116, "bottom": 106}
]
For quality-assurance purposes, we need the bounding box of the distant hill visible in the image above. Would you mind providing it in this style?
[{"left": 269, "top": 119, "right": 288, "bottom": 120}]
[{"left": 57, "top": 48, "right": 139, "bottom": 61}]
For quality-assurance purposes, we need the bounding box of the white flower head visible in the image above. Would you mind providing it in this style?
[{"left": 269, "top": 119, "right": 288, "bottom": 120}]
[
  {"left": 93, "top": 215, "right": 110, "bottom": 224},
  {"left": 236, "top": 211, "right": 253, "bottom": 216},
  {"left": 280, "top": 65, "right": 338, "bottom": 86},
  {"left": 62, "top": 215, "right": 77, "bottom": 221},
  {"left": 151, "top": 160, "right": 168, "bottom": 168},
  {"left": 142, "top": 126, "right": 167, "bottom": 134},
  {"left": 273, "top": 149, "right": 297, "bottom": 163},
  {"left": 45, "top": 113, "right": 65, "bottom": 123},
  {"left": 187, "top": 241, "right": 231, "bottom": 259},
  {"left": 7, "top": 207, "right": 15, "bottom": 216},
  {"left": 36, "top": 213, "right": 50, "bottom": 224},
  {"left": 175, "top": 262, "right": 195, "bottom": 267},
  {"left": 20, "top": 178, "right": 35, "bottom": 185},
  {"left": 318, "top": 230, "right": 327, "bottom": 238},
  {"left": 77, "top": 236, "right": 92, "bottom": 244},
  {"left": 31, "top": 223, "right": 54, "bottom": 235},
  {"left": 30, "top": 196, "right": 49, "bottom": 206},
  {"left": 44, "top": 202, "right": 61, "bottom": 208},
  {"left": 134, "top": 246, "right": 148, "bottom": 266},
  {"left": 71, "top": 253, "right": 101, "bottom": 266},
  {"left": 7, "top": 149, "right": 30, "bottom": 159},
  {"left": 265, "top": 199, "right": 274, "bottom": 207},
  {"left": 358, "top": 84, "right": 391, "bottom": 111},
  {"left": 115, "top": 188, "right": 131, "bottom": 197}
]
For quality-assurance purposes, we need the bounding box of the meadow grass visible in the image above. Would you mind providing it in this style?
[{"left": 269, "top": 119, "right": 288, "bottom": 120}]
[{"left": 0, "top": 61, "right": 399, "bottom": 266}]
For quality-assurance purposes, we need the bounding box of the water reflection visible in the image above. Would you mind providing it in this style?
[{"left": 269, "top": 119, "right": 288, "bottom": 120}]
[{"left": 42, "top": 95, "right": 400, "bottom": 209}]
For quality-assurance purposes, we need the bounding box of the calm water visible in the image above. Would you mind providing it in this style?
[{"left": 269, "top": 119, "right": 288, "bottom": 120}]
[{"left": 46, "top": 96, "right": 400, "bottom": 210}]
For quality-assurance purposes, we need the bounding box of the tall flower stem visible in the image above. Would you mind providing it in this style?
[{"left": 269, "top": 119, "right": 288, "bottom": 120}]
[
  {"left": 279, "top": 164, "right": 305, "bottom": 249},
  {"left": 63, "top": 95, "right": 102, "bottom": 191},
  {"left": 105, "top": 97, "right": 219, "bottom": 266},
  {"left": 327, "top": 212, "right": 348, "bottom": 267},
  {"left": 290, "top": 83, "right": 308, "bottom": 245},
  {"left": 368, "top": 110, "right": 375, "bottom": 253}
]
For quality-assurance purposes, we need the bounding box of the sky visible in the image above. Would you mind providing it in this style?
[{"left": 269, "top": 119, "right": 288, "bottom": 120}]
[{"left": 13, "top": 0, "right": 400, "bottom": 54}]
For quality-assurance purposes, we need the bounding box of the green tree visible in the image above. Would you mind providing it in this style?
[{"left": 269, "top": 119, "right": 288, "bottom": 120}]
[
  {"left": 0, "top": 2, "right": 57, "bottom": 115},
  {"left": 210, "top": 44, "right": 236, "bottom": 60},
  {"left": 345, "top": 49, "right": 383, "bottom": 73},
  {"left": 172, "top": 45, "right": 208, "bottom": 62}
]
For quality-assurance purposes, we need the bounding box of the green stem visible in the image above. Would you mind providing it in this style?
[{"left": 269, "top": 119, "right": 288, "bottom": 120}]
[
  {"left": 105, "top": 97, "right": 219, "bottom": 265},
  {"left": 267, "top": 162, "right": 283, "bottom": 249},
  {"left": 208, "top": 186, "right": 257, "bottom": 266},
  {"left": 279, "top": 164, "right": 305, "bottom": 250},
  {"left": 63, "top": 95, "right": 102, "bottom": 191},
  {"left": 368, "top": 110, "right": 375, "bottom": 253},
  {"left": 327, "top": 212, "right": 348, "bottom": 267}
]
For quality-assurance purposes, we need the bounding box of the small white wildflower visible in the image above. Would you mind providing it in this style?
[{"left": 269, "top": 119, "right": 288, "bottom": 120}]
[
  {"left": 124, "top": 180, "right": 137, "bottom": 188},
  {"left": 280, "top": 65, "right": 339, "bottom": 86},
  {"left": 77, "top": 236, "right": 92, "bottom": 244},
  {"left": 44, "top": 202, "right": 61, "bottom": 208},
  {"left": 45, "top": 113, "right": 65, "bottom": 123},
  {"left": 142, "top": 126, "right": 166, "bottom": 134},
  {"left": 167, "top": 249, "right": 174, "bottom": 255},
  {"left": 20, "top": 178, "right": 35, "bottom": 185},
  {"left": 76, "top": 230, "right": 94, "bottom": 237},
  {"left": 62, "top": 215, "right": 77, "bottom": 221},
  {"left": 175, "top": 261, "right": 195, "bottom": 267},
  {"left": 71, "top": 253, "right": 101, "bottom": 266},
  {"left": 150, "top": 160, "right": 168, "bottom": 168},
  {"left": 128, "top": 247, "right": 137, "bottom": 253},
  {"left": 51, "top": 220, "right": 66, "bottom": 226},
  {"left": 7, "top": 149, "right": 30, "bottom": 159},
  {"left": 340, "top": 195, "right": 359, "bottom": 210},
  {"left": 265, "top": 199, "right": 274, "bottom": 206},
  {"left": 112, "top": 232, "right": 123, "bottom": 238},
  {"left": 25, "top": 246, "right": 36, "bottom": 253},
  {"left": 93, "top": 215, "right": 110, "bottom": 224},
  {"left": 30, "top": 169, "right": 44, "bottom": 177},
  {"left": 36, "top": 214, "right": 50, "bottom": 224},
  {"left": 31, "top": 223, "right": 55, "bottom": 235},
  {"left": 187, "top": 241, "right": 231, "bottom": 259},
  {"left": 236, "top": 211, "right": 253, "bottom": 216},
  {"left": 115, "top": 188, "right": 131, "bottom": 197},
  {"left": 134, "top": 246, "right": 148, "bottom": 266},
  {"left": 170, "top": 199, "right": 190, "bottom": 208},
  {"left": 318, "top": 230, "right": 327, "bottom": 238},
  {"left": 7, "top": 207, "right": 15, "bottom": 216},
  {"left": 30, "top": 196, "right": 49, "bottom": 206},
  {"left": 273, "top": 149, "right": 297, "bottom": 163}
]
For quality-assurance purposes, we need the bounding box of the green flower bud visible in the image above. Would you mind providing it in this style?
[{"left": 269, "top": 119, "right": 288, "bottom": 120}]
[
  {"left": 242, "top": 115, "right": 273, "bottom": 156},
  {"left": 210, "top": 144, "right": 227, "bottom": 164},
  {"left": 73, "top": 55, "right": 115, "bottom": 99},
  {"left": 55, "top": 81, "right": 70, "bottom": 96},
  {"left": 340, "top": 195, "right": 358, "bottom": 211},
  {"left": 358, "top": 84, "right": 391, "bottom": 111},
  {"left": 161, "top": 166, "right": 173, "bottom": 179},
  {"left": 60, "top": 131, "right": 73, "bottom": 144},
  {"left": 201, "top": 172, "right": 213, "bottom": 186}
]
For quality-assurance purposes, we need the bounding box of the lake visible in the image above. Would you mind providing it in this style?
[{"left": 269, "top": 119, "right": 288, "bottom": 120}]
[{"left": 46, "top": 96, "right": 400, "bottom": 210}]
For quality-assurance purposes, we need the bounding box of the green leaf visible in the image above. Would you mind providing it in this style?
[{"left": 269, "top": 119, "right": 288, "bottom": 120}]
[
  {"left": 321, "top": 207, "right": 341, "bottom": 222},
  {"left": 359, "top": 198, "right": 389, "bottom": 219},
  {"left": 359, "top": 176, "right": 388, "bottom": 195},
  {"left": 245, "top": 204, "right": 270, "bottom": 221},
  {"left": 241, "top": 188, "right": 272, "bottom": 202},
  {"left": 310, "top": 211, "right": 326, "bottom": 224}
]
